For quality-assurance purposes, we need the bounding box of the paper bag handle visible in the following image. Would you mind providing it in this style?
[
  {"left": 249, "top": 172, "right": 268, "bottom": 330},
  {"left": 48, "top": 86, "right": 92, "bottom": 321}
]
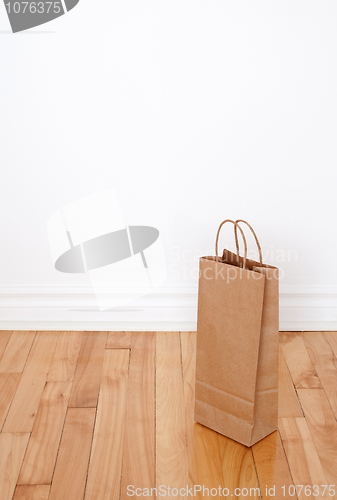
[
  {"left": 215, "top": 219, "right": 247, "bottom": 269},
  {"left": 234, "top": 219, "right": 263, "bottom": 265}
]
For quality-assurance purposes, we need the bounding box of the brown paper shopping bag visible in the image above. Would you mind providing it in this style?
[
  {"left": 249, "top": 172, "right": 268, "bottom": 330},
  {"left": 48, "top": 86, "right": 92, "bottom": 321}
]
[{"left": 195, "top": 219, "right": 279, "bottom": 447}]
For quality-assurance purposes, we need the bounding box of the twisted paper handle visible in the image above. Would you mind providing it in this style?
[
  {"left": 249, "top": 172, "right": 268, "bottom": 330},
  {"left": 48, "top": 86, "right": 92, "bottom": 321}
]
[
  {"left": 234, "top": 219, "right": 263, "bottom": 265},
  {"left": 215, "top": 219, "right": 247, "bottom": 269}
]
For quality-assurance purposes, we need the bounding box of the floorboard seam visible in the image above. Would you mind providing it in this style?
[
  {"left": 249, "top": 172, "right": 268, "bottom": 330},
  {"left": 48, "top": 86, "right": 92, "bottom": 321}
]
[
  {"left": 279, "top": 431, "right": 299, "bottom": 500},
  {"left": 82, "top": 399, "right": 100, "bottom": 500},
  {"left": 118, "top": 347, "right": 132, "bottom": 500},
  {"left": 250, "top": 449, "right": 263, "bottom": 500}
]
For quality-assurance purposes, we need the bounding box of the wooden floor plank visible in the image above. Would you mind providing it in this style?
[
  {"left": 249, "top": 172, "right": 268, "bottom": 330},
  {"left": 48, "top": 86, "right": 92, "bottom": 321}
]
[
  {"left": 85, "top": 349, "right": 129, "bottom": 500},
  {"left": 252, "top": 431, "right": 295, "bottom": 500},
  {"left": 156, "top": 332, "right": 189, "bottom": 491},
  {"left": 23, "top": 332, "right": 59, "bottom": 375},
  {"left": 280, "top": 332, "right": 321, "bottom": 388},
  {"left": 279, "top": 417, "right": 332, "bottom": 500},
  {"left": 0, "top": 373, "right": 21, "bottom": 430},
  {"left": 297, "top": 388, "right": 337, "bottom": 486},
  {"left": 302, "top": 332, "right": 337, "bottom": 418},
  {"left": 120, "top": 333, "right": 155, "bottom": 498},
  {"left": 324, "top": 332, "right": 337, "bottom": 359},
  {"left": 48, "top": 331, "right": 83, "bottom": 382},
  {"left": 49, "top": 408, "right": 96, "bottom": 500},
  {"left": 218, "top": 434, "right": 260, "bottom": 500},
  {"left": 0, "top": 331, "right": 36, "bottom": 373},
  {"left": 278, "top": 346, "right": 303, "bottom": 418},
  {"left": 18, "top": 381, "right": 72, "bottom": 485},
  {"left": 69, "top": 331, "right": 107, "bottom": 408},
  {"left": 0, "top": 433, "right": 30, "bottom": 500},
  {"left": 180, "top": 331, "right": 197, "bottom": 487},
  {"left": 0, "top": 331, "right": 12, "bottom": 362},
  {"left": 13, "top": 485, "right": 50, "bottom": 500},
  {"left": 3, "top": 373, "right": 47, "bottom": 433},
  {"left": 3, "top": 329, "right": 337, "bottom": 500},
  {"left": 190, "top": 423, "right": 224, "bottom": 500},
  {"left": 106, "top": 331, "right": 132, "bottom": 349}
]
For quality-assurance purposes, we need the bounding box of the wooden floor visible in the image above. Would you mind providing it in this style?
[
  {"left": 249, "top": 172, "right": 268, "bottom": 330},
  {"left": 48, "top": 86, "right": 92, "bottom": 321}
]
[{"left": 0, "top": 331, "right": 337, "bottom": 500}]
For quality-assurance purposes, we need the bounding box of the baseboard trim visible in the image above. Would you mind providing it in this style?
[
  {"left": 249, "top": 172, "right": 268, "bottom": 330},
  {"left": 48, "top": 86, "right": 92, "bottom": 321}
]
[{"left": 0, "top": 285, "right": 336, "bottom": 331}]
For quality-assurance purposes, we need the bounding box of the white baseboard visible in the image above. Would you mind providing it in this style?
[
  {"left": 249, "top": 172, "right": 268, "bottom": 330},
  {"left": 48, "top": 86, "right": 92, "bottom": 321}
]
[{"left": 0, "top": 285, "right": 336, "bottom": 331}]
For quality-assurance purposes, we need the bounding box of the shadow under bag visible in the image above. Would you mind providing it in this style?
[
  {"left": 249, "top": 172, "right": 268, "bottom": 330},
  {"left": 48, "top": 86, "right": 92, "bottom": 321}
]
[{"left": 195, "top": 219, "right": 279, "bottom": 447}]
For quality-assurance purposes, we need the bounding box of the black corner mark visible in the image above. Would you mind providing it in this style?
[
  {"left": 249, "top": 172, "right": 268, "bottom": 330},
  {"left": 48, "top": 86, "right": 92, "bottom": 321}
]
[{"left": 3, "top": 0, "right": 80, "bottom": 33}]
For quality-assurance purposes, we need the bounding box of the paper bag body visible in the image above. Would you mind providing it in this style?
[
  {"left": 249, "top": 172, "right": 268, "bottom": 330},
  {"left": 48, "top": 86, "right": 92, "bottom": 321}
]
[{"left": 195, "top": 252, "right": 279, "bottom": 447}]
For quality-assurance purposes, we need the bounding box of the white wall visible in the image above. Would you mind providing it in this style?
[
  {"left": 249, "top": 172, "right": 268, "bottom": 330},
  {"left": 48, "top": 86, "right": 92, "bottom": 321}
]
[{"left": 1, "top": 1, "right": 337, "bottom": 327}]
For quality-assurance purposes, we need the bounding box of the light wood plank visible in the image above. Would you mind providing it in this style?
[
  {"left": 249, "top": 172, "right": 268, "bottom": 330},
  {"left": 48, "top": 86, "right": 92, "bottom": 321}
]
[
  {"left": 0, "top": 331, "right": 35, "bottom": 373},
  {"left": 106, "top": 331, "right": 132, "bottom": 349},
  {"left": 18, "top": 381, "right": 72, "bottom": 485},
  {"left": 85, "top": 349, "right": 129, "bottom": 500},
  {"left": 0, "top": 433, "right": 30, "bottom": 500},
  {"left": 24, "top": 331, "right": 59, "bottom": 375},
  {"left": 180, "top": 331, "right": 197, "bottom": 487},
  {"left": 156, "top": 332, "right": 189, "bottom": 491},
  {"left": 48, "top": 331, "right": 83, "bottom": 382},
  {"left": 49, "top": 408, "right": 96, "bottom": 500},
  {"left": 69, "top": 331, "right": 107, "bottom": 408},
  {"left": 279, "top": 417, "right": 333, "bottom": 500},
  {"left": 6, "top": 329, "right": 337, "bottom": 500},
  {"left": 252, "top": 431, "right": 295, "bottom": 500},
  {"left": 297, "top": 388, "right": 337, "bottom": 486},
  {"left": 0, "top": 373, "right": 21, "bottom": 430},
  {"left": 278, "top": 346, "right": 303, "bottom": 418},
  {"left": 120, "top": 333, "right": 155, "bottom": 498},
  {"left": 302, "top": 332, "right": 337, "bottom": 418},
  {"left": 3, "top": 373, "right": 47, "bottom": 432},
  {"left": 324, "top": 331, "right": 337, "bottom": 359},
  {"left": 279, "top": 418, "right": 334, "bottom": 500},
  {"left": 218, "top": 434, "right": 260, "bottom": 500},
  {"left": 13, "top": 485, "right": 50, "bottom": 500},
  {"left": 0, "top": 331, "right": 12, "bottom": 361},
  {"left": 280, "top": 332, "right": 321, "bottom": 388},
  {"left": 191, "top": 423, "right": 223, "bottom": 499}
]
